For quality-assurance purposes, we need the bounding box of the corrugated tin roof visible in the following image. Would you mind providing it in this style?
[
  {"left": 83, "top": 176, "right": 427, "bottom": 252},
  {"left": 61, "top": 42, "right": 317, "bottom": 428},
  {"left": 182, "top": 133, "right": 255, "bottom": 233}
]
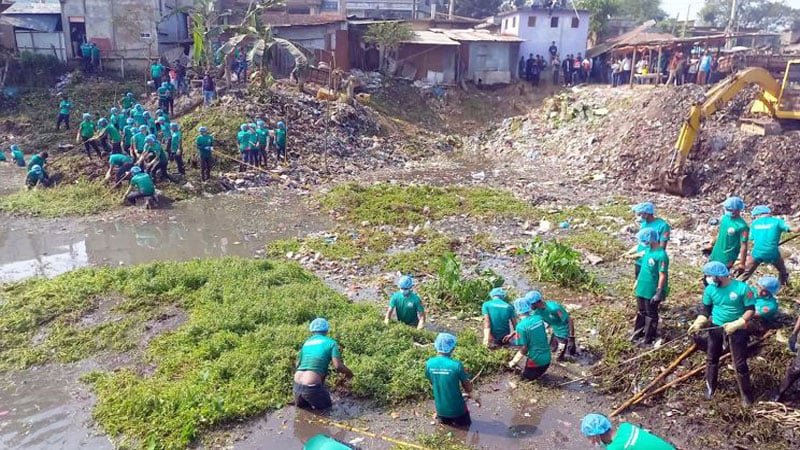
[
  {"left": 0, "top": 14, "right": 60, "bottom": 32},
  {"left": 432, "top": 28, "right": 523, "bottom": 43},
  {"left": 262, "top": 12, "right": 345, "bottom": 27},
  {"left": 401, "top": 30, "right": 459, "bottom": 46},
  {"left": 3, "top": 2, "right": 62, "bottom": 15}
]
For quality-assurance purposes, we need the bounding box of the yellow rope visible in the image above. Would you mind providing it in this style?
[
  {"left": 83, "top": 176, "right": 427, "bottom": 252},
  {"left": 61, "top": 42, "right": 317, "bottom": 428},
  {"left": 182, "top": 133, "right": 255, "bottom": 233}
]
[{"left": 310, "top": 416, "right": 433, "bottom": 450}]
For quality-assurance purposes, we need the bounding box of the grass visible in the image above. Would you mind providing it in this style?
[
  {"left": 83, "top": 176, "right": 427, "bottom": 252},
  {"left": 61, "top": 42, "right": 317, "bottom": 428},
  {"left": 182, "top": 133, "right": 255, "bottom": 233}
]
[
  {"left": 422, "top": 253, "right": 503, "bottom": 312},
  {"left": 0, "top": 258, "right": 504, "bottom": 449},
  {"left": 319, "top": 183, "right": 534, "bottom": 227},
  {"left": 0, "top": 178, "right": 118, "bottom": 217},
  {"left": 522, "top": 238, "right": 602, "bottom": 293},
  {"left": 561, "top": 230, "right": 627, "bottom": 260}
]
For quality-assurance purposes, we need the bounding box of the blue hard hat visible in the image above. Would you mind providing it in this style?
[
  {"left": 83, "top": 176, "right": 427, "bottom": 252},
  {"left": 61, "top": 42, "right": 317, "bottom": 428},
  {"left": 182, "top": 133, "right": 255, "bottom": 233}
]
[
  {"left": 703, "top": 261, "right": 730, "bottom": 277},
  {"left": 434, "top": 333, "right": 457, "bottom": 354},
  {"left": 131, "top": 166, "right": 142, "bottom": 174},
  {"left": 398, "top": 275, "right": 413, "bottom": 289},
  {"left": 169, "top": 122, "right": 179, "bottom": 130},
  {"left": 490, "top": 287, "right": 507, "bottom": 299},
  {"left": 277, "top": 121, "right": 285, "bottom": 128},
  {"left": 723, "top": 196, "right": 745, "bottom": 211},
  {"left": 514, "top": 297, "right": 531, "bottom": 315},
  {"left": 32, "top": 164, "right": 42, "bottom": 173},
  {"left": 751, "top": 205, "right": 771, "bottom": 216},
  {"left": 525, "top": 290, "right": 543, "bottom": 305},
  {"left": 580, "top": 414, "right": 612, "bottom": 437},
  {"left": 636, "top": 228, "right": 659, "bottom": 244},
  {"left": 145, "top": 135, "right": 156, "bottom": 143},
  {"left": 199, "top": 126, "right": 208, "bottom": 133},
  {"left": 110, "top": 107, "right": 118, "bottom": 114},
  {"left": 309, "top": 318, "right": 329, "bottom": 332},
  {"left": 11, "top": 144, "right": 19, "bottom": 151},
  {"left": 632, "top": 202, "right": 655, "bottom": 215},
  {"left": 82, "top": 113, "right": 91, "bottom": 119},
  {"left": 98, "top": 118, "right": 108, "bottom": 126},
  {"left": 757, "top": 275, "right": 781, "bottom": 296}
]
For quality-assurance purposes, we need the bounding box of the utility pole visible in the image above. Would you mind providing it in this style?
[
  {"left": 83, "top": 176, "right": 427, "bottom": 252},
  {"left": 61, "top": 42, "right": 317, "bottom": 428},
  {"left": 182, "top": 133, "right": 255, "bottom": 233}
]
[
  {"left": 681, "top": 4, "right": 691, "bottom": 38},
  {"left": 448, "top": 0, "right": 454, "bottom": 20},
  {"left": 725, "top": 0, "right": 738, "bottom": 49}
]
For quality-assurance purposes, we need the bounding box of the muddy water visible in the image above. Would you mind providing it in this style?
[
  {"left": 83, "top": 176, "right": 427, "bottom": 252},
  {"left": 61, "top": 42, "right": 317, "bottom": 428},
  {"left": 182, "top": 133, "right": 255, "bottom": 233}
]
[{"left": 0, "top": 191, "right": 332, "bottom": 283}]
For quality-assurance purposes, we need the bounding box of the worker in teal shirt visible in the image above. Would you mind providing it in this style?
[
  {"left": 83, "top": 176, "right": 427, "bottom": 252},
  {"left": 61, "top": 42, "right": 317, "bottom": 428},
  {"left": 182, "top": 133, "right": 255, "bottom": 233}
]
[
  {"left": 741, "top": 205, "right": 792, "bottom": 285},
  {"left": 528, "top": 290, "right": 576, "bottom": 359},
  {"left": 236, "top": 123, "right": 249, "bottom": 170},
  {"left": 10, "top": 144, "right": 25, "bottom": 167},
  {"left": 425, "top": 333, "right": 476, "bottom": 427},
  {"left": 688, "top": 261, "right": 756, "bottom": 405},
  {"left": 0, "top": 150, "right": 6, "bottom": 162},
  {"left": 508, "top": 298, "right": 551, "bottom": 381},
  {"left": 580, "top": 414, "right": 675, "bottom": 449},
  {"left": 633, "top": 228, "right": 669, "bottom": 345},
  {"left": 704, "top": 196, "right": 749, "bottom": 274},
  {"left": 753, "top": 275, "right": 780, "bottom": 324},
  {"left": 56, "top": 94, "right": 72, "bottom": 130},
  {"left": 303, "top": 435, "right": 351, "bottom": 450},
  {"left": 195, "top": 126, "right": 214, "bottom": 181},
  {"left": 625, "top": 202, "right": 670, "bottom": 278},
  {"left": 294, "top": 318, "right": 353, "bottom": 411},
  {"left": 384, "top": 275, "right": 426, "bottom": 329},
  {"left": 481, "top": 287, "right": 516, "bottom": 347},
  {"left": 25, "top": 164, "right": 50, "bottom": 189},
  {"left": 122, "top": 118, "right": 136, "bottom": 155}
]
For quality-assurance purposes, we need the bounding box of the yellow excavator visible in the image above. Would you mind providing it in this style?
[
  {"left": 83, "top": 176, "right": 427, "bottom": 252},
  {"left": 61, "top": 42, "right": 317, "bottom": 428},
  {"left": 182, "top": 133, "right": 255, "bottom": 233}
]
[{"left": 665, "top": 59, "right": 800, "bottom": 195}]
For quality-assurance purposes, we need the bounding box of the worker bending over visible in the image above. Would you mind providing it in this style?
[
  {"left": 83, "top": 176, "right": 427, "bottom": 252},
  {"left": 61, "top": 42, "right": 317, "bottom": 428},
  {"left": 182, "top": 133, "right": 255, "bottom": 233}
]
[
  {"left": 704, "top": 196, "right": 749, "bottom": 275},
  {"left": 528, "top": 290, "right": 576, "bottom": 360},
  {"left": 482, "top": 287, "right": 517, "bottom": 347},
  {"left": 122, "top": 166, "right": 155, "bottom": 206},
  {"left": 508, "top": 297, "right": 551, "bottom": 381},
  {"left": 384, "top": 275, "right": 426, "bottom": 329},
  {"left": 740, "top": 205, "right": 792, "bottom": 285},
  {"left": 294, "top": 318, "right": 353, "bottom": 411},
  {"left": 580, "top": 414, "right": 675, "bottom": 449},
  {"left": 425, "top": 333, "right": 476, "bottom": 427}
]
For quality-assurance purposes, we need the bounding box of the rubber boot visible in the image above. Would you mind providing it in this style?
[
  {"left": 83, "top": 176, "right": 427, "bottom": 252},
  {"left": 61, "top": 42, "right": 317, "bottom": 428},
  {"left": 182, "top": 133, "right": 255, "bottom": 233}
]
[
  {"left": 644, "top": 316, "right": 658, "bottom": 345},
  {"left": 775, "top": 362, "right": 800, "bottom": 402},
  {"left": 631, "top": 313, "right": 646, "bottom": 342},
  {"left": 738, "top": 375, "right": 755, "bottom": 406},
  {"left": 705, "top": 363, "right": 719, "bottom": 400}
]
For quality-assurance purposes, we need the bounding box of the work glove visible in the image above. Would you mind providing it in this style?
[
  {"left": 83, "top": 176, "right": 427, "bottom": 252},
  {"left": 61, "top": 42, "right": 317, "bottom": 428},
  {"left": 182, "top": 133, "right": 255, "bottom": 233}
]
[
  {"left": 566, "top": 336, "right": 577, "bottom": 356},
  {"left": 723, "top": 317, "right": 747, "bottom": 335},
  {"left": 416, "top": 319, "right": 425, "bottom": 330},
  {"left": 651, "top": 290, "right": 663, "bottom": 303},
  {"left": 508, "top": 351, "right": 525, "bottom": 369},
  {"left": 688, "top": 315, "right": 708, "bottom": 335},
  {"left": 482, "top": 329, "right": 491, "bottom": 347},
  {"left": 790, "top": 333, "right": 798, "bottom": 353}
]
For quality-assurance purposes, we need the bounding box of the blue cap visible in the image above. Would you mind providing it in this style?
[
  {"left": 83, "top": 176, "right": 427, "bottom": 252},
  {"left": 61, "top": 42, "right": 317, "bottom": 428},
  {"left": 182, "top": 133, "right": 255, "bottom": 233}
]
[
  {"left": 490, "top": 287, "right": 507, "bottom": 299},
  {"left": 398, "top": 275, "right": 413, "bottom": 289},
  {"left": 131, "top": 166, "right": 142, "bottom": 174},
  {"left": 145, "top": 135, "right": 156, "bottom": 143},
  {"left": 170, "top": 122, "right": 179, "bottom": 129},
  {"left": 110, "top": 107, "right": 118, "bottom": 114},
  {"left": 525, "top": 290, "right": 543, "bottom": 305},
  {"left": 757, "top": 275, "right": 781, "bottom": 296},
  {"left": 157, "top": 117, "right": 165, "bottom": 123},
  {"left": 199, "top": 126, "right": 208, "bottom": 133},
  {"left": 139, "top": 125, "right": 148, "bottom": 131},
  {"left": 126, "top": 118, "right": 135, "bottom": 124},
  {"left": 257, "top": 120, "right": 265, "bottom": 126},
  {"left": 240, "top": 124, "right": 248, "bottom": 131},
  {"left": 82, "top": 113, "right": 91, "bottom": 119},
  {"left": 723, "top": 196, "right": 745, "bottom": 211},
  {"left": 10, "top": 144, "right": 19, "bottom": 151},
  {"left": 434, "top": 333, "right": 457, "bottom": 354},
  {"left": 636, "top": 228, "right": 659, "bottom": 244},
  {"left": 98, "top": 118, "right": 108, "bottom": 126},
  {"left": 751, "top": 205, "right": 771, "bottom": 216},
  {"left": 143, "top": 111, "right": 151, "bottom": 117},
  {"left": 309, "top": 318, "right": 329, "bottom": 332},
  {"left": 703, "top": 261, "right": 730, "bottom": 277},
  {"left": 632, "top": 202, "right": 655, "bottom": 215},
  {"left": 581, "top": 414, "right": 612, "bottom": 437},
  {"left": 135, "top": 103, "right": 143, "bottom": 110},
  {"left": 277, "top": 121, "right": 285, "bottom": 128},
  {"left": 514, "top": 298, "right": 531, "bottom": 315},
  {"left": 126, "top": 92, "right": 133, "bottom": 97},
  {"left": 32, "top": 164, "right": 42, "bottom": 173},
  {"left": 156, "top": 109, "right": 163, "bottom": 115}
]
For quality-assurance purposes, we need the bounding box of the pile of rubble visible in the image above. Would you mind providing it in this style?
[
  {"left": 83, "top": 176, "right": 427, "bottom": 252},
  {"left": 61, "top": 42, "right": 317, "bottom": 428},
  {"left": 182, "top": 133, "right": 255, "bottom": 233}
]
[{"left": 472, "top": 84, "right": 800, "bottom": 212}]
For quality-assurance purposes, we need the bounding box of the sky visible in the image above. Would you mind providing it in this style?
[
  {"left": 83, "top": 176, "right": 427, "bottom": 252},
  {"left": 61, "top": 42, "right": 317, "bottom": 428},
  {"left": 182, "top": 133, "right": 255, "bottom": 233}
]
[{"left": 661, "top": 0, "right": 800, "bottom": 21}]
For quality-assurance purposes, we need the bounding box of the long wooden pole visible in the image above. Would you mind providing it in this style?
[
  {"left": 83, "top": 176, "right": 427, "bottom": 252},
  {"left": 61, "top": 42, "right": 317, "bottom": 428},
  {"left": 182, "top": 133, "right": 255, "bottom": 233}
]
[
  {"left": 211, "top": 148, "right": 279, "bottom": 179},
  {"left": 629, "top": 48, "right": 637, "bottom": 88}
]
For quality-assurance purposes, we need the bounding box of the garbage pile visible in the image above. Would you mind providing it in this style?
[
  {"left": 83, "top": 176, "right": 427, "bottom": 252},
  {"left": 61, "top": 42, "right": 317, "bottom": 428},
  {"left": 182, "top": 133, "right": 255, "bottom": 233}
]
[{"left": 472, "top": 84, "right": 800, "bottom": 212}]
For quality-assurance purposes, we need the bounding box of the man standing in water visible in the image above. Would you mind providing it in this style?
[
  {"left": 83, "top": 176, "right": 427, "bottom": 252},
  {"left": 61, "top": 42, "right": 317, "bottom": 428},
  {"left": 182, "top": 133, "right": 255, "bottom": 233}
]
[{"left": 293, "top": 318, "right": 353, "bottom": 411}]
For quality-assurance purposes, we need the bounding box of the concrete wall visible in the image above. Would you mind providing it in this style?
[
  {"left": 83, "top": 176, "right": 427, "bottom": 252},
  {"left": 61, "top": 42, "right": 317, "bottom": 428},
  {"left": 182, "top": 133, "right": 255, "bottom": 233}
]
[
  {"left": 464, "top": 41, "right": 517, "bottom": 84},
  {"left": 398, "top": 43, "right": 456, "bottom": 83},
  {"left": 499, "top": 9, "right": 590, "bottom": 62}
]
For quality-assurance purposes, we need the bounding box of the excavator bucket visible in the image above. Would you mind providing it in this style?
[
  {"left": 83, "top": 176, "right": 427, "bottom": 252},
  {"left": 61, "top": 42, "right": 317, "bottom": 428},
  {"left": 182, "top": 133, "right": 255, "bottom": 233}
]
[{"left": 661, "top": 172, "right": 697, "bottom": 197}]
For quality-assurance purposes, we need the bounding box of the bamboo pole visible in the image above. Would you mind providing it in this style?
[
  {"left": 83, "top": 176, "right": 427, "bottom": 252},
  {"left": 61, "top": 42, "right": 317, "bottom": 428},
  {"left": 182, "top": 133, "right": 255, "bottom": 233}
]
[
  {"left": 211, "top": 148, "right": 279, "bottom": 179},
  {"left": 629, "top": 48, "right": 637, "bottom": 88},
  {"left": 609, "top": 343, "right": 697, "bottom": 417}
]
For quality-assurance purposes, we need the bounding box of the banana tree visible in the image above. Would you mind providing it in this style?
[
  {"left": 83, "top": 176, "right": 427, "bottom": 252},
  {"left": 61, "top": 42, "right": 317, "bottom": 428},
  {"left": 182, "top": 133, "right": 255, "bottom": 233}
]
[{"left": 217, "top": 0, "right": 312, "bottom": 90}]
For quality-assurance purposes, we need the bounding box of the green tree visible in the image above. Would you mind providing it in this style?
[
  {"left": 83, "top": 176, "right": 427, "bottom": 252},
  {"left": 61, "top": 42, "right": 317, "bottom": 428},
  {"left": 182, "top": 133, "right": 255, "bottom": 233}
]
[
  {"left": 617, "top": 0, "right": 667, "bottom": 22},
  {"left": 363, "top": 22, "right": 414, "bottom": 74},
  {"left": 454, "top": 0, "right": 503, "bottom": 19},
  {"left": 578, "top": 0, "right": 621, "bottom": 38},
  {"left": 700, "top": 0, "right": 800, "bottom": 31}
]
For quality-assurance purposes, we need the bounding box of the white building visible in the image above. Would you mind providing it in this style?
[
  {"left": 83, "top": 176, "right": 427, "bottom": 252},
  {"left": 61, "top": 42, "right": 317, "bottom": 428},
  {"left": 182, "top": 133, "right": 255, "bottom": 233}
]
[{"left": 496, "top": 6, "right": 590, "bottom": 62}]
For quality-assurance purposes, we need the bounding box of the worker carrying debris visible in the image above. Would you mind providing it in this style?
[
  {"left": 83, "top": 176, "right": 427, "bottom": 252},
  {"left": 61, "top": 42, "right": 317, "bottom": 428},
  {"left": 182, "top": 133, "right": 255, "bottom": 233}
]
[
  {"left": 688, "top": 261, "right": 756, "bottom": 405},
  {"left": 384, "top": 275, "right": 426, "bottom": 329},
  {"left": 632, "top": 228, "right": 669, "bottom": 346},
  {"left": 739, "top": 205, "right": 793, "bottom": 286},
  {"left": 425, "top": 332, "right": 477, "bottom": 427},
  {"left": 508, "top": 297, "right": 551, "bottom": 381},
  {"left": 703, "top": 196, "right": 749, "bottom": 276},
  {"left": 528, "top": 290, "right": 577, "bottom": 360},
  {"left": 294, "top": 318, "right": 353, "bottom": 411},
  {"left": 580, "top": 413, "right": 676, "bottom": 449},
  {"left": 481, "top": 287, "right": 517, "bottom": 348}
]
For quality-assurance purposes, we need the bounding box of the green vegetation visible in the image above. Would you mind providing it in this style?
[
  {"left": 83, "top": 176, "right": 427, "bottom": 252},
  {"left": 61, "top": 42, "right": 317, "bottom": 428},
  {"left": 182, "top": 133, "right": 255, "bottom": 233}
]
[
  {"left": 0, "top": 178, "right": 117, "bottom": 217},
  {"left": 320, "top": 182, "right": 533, "bottom": 227},
  {"left": 0, "top": 258, "right": 503, "bottom": 449},
  {"left": 398, "top": 432, "right": 475, "bottom": 450},
  {"left": 523, "top": 238, "right": 602, "bottom": 292},
  {"left": 562, "top": 230, "right": 626, "bottom": 260},
  {"left": 423, "top": 253, "right": 503, "bottom": 311}
]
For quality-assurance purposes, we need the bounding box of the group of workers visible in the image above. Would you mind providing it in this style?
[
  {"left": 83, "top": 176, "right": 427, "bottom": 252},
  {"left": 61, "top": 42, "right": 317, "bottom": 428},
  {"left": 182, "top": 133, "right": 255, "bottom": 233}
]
[{"left": 0, "top": 144, "right": 52, "bottom": 189}]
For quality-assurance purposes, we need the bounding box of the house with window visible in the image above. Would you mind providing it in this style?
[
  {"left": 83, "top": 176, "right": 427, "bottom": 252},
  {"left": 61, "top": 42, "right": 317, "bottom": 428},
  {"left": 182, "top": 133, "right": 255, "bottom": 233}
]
[{"left": 496, "top": 5, "right": 590, "bottom": 62}]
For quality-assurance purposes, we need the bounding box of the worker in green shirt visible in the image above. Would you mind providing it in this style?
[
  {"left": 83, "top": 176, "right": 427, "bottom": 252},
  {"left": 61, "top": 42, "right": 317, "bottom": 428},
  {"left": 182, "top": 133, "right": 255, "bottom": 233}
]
[
  {"left": 106, "top": 153, "right": 134, "bottom": 183},
  {"left": 688, "top": 261, "right": 756, "bottom": 405},
  {"left": 247, "top": 123, "right": 259, "bottom": 166},
  {"left": 632, "top": 228, "right": 669, "bottom": 345},
  {"left": 384, "top": 275, "right": 426, "bottom": 329},
  {"left": 142, "top": 111, "right": 157, "bottom": 135},
  {"left": 256, "top": 120, "right": 269, "bottom": 167},
  {"left": 0, "top": 150, "right": 6, "bottom": 162},
  {"left": 157, "top": 82, "right": 170, "bottom": 112},
  {"left": 138, "top": 135, "right": 171, "bottom": 182},
  {"left": 156, "top": 116, "right": 169, "bottom": 142},
  {"left": 275, "top": 121, "right": 287, "bottom": 160},
  {"left": 236, "top": 123, "right": 250, "bottom": 170},
  {"left": 150, "top": 61, "right": 164, "bottom": 88},
  {"left": 168, "top": 123, "right": 185, "bottom": 176},
  {"left": 132, "top": 125, "right": 149, "bottom": 160},
  {"left": 122, "top": 166, "right": 155, "bottom": 205},
  {"left": 294, "top": 318, "right": 353, "bottom": 411},
  {"left": 132, "top": 104, "right": 145, "bottom": 126},
  {"left": 528, "top": 290, "right": 576, "bottom": 359},
  {"left": 580, "top": 414, "right": 675, "bottom": 449},
  {"left": 90, "top": 43, "right": 100, "bottom": 73},
  {"left": 156, "top": 109, "right": 170, "bottom": 126},
  {"left": 121, "top": 92, "right": 135, "bottom": 110},
  {"left": 752, "top": 275, "right": 780, "bottom": 326},
  {"left": 303, "top": 435, "right": 351, "bottom": 450},
  {"left": 98, "top": 118, "right": 122, "bottom": 154},
  {"left": 109, "top": 107, "right": 120, "bottom": 130},
  {"left": 741, "top": 205, "right": 792, "bottom": 285},
  {"left": 508, "top": 298, "right": 551, "bottom": 381},
  {"left": 481, "top": 287, "right": 517, "bottom": 348},
  {"left": 80, "top": 41, "right": 92, "bottom": 72},
  {"left": 704, "top": 196, "right": 749, "bottom": 276},
  {"left": 165, "top": 80, "right": 176, "bottom": 115},
  {"left": 56, "top": 94, "right": 72, "bottom": 130},
  {"left": 624, "top": 202, "right": 670, "bottom": 278},
  {"left": 196, "top": 126, "right": 214, "bottom": 181},
  {"left": 10, "top": 144, "right": 25, "bottom": 167},
  {"left": 77, "top": 113, "right": 102, "bottom": 158},
  {"left": 27, "top": 151, "right": 48, "bottom": 172},
  {"left": 776, "top": 304, "right": 800, "bottom": 402},
  {"left": 425, "top": 333, "right": 477, "bottom": 427},
  {"left": 122, "top": 118, "right": 136, "bottom": 155},
  {"left": 25, "top": 165, "right": 50, "bottom": 189}
]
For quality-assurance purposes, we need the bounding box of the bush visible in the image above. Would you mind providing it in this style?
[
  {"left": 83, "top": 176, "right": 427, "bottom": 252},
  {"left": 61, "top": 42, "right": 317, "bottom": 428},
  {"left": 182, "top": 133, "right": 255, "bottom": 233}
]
[
  {"left": 5, "top": 52, "right": 68, "bottom": 87},
  {"left": 423, "top": 253, "right": 504, "bottom": 311},
  {"left": 0, "top": 178, "right": 117, "bottom": 217},
  {"left": 524, "top": 237, "right": 601, "bottom": 292}
]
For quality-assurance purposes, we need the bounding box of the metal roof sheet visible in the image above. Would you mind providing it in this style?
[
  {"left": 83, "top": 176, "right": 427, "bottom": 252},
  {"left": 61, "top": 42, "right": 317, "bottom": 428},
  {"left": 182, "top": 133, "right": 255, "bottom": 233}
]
[
  {"left": 0, "top": 14, "right": 60, "bottom": 32},
  {"left": 401, "top": 30, "right": 459, "bottom": 46},
  {"left": 432, "top": 28, "right": 523, "bottom": 43},
  {"left": 3, "top": 2, "right": 62, "bottom": 15}
]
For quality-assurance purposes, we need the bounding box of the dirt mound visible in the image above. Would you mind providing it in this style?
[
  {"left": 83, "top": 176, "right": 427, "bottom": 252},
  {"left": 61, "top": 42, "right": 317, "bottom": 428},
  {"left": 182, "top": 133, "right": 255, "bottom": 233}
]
[{"left": 474, "top": 84, "right": 799, "bottom": 212}]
